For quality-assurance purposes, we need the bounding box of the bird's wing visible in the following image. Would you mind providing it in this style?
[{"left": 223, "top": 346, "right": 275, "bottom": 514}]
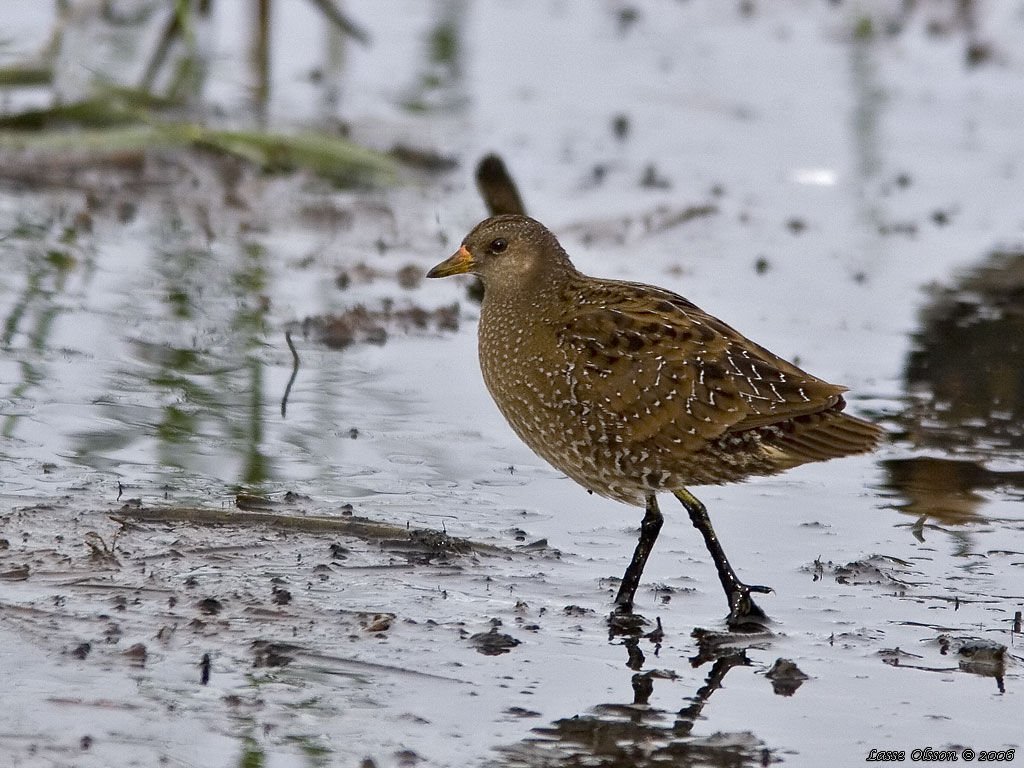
[{"left": 554, "top": 280, "right": 847, "bottom": 452}]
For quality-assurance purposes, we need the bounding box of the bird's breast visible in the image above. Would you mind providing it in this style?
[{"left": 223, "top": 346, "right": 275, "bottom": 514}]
[{"left": 476, "top": 303, "right": 649, "bottom": 505}]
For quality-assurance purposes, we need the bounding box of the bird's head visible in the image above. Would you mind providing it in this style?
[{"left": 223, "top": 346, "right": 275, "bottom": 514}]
[{"left": 427, "top": 215, "right": 574, "bottom": 293}]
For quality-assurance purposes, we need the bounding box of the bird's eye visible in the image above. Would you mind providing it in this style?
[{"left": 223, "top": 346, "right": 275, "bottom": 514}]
[{"left": 489, "top": 238, "right": 508, "bottom": 254}]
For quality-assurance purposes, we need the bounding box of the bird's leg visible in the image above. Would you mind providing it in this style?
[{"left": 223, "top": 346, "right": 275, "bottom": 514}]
[
  {"left": 674, "top": 488, "right": 771, "bottom": 629},
  {"left": 613, "top": 493, "right": 663, "bottom": 613}
]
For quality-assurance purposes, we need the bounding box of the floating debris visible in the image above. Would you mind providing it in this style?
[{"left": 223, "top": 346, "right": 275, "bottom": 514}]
[
  {"left": 763, "top": 658, "right": 809, "bottom": 697},
  {"left": 299, "top": 302, "right": 460, "bottom": 349},
  {"left": 468, "top": 626, "right": 521, "bottom": 656}
]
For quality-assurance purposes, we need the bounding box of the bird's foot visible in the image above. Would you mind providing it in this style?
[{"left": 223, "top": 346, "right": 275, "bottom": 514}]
[
  {"left": 608, "top": 602, "right": 649, "bottom": 638},
  {"left": 725, "top": 582, "right": 773, "bottom": 632}
]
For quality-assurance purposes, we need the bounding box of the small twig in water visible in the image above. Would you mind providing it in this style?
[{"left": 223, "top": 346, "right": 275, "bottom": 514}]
[
  {"left": 200, "top": 652, "right": 211, "bottom": 685},
  {"left": 281, "top": 330, "right": 300, "bottom": 417}
]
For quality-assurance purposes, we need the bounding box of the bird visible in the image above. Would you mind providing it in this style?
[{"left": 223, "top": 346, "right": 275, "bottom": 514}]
[{"left": 427, "top": 214, "right": 883, "bottom": 628}]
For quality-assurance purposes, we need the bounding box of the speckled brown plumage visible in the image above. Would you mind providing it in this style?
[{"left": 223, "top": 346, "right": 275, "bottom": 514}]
[{"left": 428, "top": 214, "right": 883, "bottom": 627}]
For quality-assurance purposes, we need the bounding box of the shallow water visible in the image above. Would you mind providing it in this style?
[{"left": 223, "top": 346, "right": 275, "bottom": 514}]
[{"left": 1, "top": 2, "right": 1022, "bottom": 766}]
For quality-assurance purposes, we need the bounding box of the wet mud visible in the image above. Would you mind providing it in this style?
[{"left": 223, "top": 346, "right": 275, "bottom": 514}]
[{"left": 2, "top": 2, "right": 1023, "bottom": 767}]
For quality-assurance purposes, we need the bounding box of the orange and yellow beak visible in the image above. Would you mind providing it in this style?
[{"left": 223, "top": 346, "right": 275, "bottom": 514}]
[{"left": 426, "top": 245, "right": 475, "bottom": 278}]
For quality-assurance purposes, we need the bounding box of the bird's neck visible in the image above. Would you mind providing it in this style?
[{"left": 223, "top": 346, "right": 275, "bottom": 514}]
[{"left": 480, "top": 264, "right": 584, "bottom": 331}]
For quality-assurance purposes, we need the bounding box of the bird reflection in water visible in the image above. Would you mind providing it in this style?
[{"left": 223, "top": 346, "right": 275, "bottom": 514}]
[
  {"left": 492, "top": 627, "right": 778, "bottom": 768},
  {"left": 882, "top": 248, "right": 1024, "bottom": 532}
]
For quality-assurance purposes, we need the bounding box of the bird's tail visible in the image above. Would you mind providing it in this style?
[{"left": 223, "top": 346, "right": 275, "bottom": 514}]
[{"left": 766, "top": 408, "right": 884, "bottom": 466}]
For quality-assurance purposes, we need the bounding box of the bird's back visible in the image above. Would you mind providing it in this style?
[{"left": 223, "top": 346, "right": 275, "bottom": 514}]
[{"left": 478, "top": 271, "right": 883, "bottom": 506}]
